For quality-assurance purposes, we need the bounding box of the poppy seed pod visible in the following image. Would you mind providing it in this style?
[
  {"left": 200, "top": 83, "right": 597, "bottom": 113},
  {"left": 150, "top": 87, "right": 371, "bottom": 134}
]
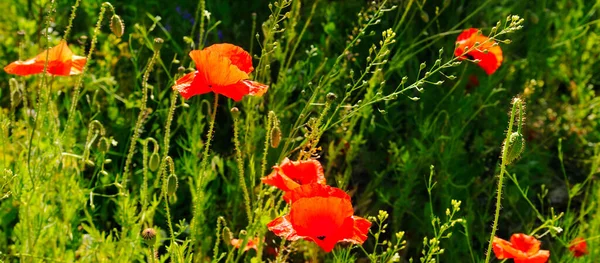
[
  {"left": 166, "top": 174, "right": 178, "bottom": 196},
  {"left": 141, "top": 228, "right": 157, "bottom": 246},
  {"left": 153, "top": 38, "right": 164, "bottom": 51},
  {"left": 110, "top": 15, "right": 125, "bottom": 38},
  {"left": 326, "top": 92, "right": 337, "bottom": 101},
  {"left": 230, "top": 107, "right": 240, "bottom": 119}
]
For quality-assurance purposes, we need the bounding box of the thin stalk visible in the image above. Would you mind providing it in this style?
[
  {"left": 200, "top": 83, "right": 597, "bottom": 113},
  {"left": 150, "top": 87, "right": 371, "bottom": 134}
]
[
  {"left": 192, "top": 93, "right": 219, "bottom": 245},
  {"left": 63, "top": 2, "right": 115, "bottom": 142},
  {"left": 121, "top": 46, "right": 160, "bottom": 189},
  {"left": 233, "top": 113, "right": 253, "bottom": 223},
  {"left": 484, "top": 101, "right": 520, "bottom": 263}
]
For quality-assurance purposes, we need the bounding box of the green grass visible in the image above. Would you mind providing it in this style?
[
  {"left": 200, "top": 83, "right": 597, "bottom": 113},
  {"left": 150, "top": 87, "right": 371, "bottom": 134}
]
[{"left": 0, "top": 0, "right": 599, "bottom": 262}]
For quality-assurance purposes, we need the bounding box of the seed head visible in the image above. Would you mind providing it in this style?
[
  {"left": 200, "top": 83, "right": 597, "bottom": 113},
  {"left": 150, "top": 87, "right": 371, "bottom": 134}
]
[{"left": 141, "top": 228, "right": 157, "bottom": 246}]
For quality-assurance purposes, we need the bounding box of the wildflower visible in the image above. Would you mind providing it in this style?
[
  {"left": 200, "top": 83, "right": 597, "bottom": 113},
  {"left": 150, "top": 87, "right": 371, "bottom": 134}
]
[
  {"left": 261, "top": 158, "right": 326, "bottom": 194},
  {"left": 4, "top": 40, "right": 86, "bottom": 76},
  {"left": 172, "top": 43, "right": 268, "bottom": 101},
  {"left": 569, "top": 237, "right": 588, "bottom": 257},
  {"left": 267, "top": 183, "right": 371, "bottom": 252},
  {"left": 454, "top": 28, "right": 503, "bottom": 75},
  {"left": 230, "top": 236, "right": 261, "bottom": 252},
  {"left": 492, "top": 233, "right": 549, "bottom": 263}
]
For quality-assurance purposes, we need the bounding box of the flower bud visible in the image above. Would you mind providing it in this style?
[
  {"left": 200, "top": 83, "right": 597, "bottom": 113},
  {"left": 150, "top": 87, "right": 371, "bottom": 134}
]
[
  {"left": 167, "top": 174, "right": 178, "bottom": 196},
  {"left": 270, "top": 126, "right": 281, "bottom": 148},
  {"left": 504, "top": 132, "right": 525, "bottom": 165},
  {"left": 110, "top": 15, "right": 125, "bottom": 38},
  {"left": 149, "top": 152, "right": 160, "bottom": 172}
]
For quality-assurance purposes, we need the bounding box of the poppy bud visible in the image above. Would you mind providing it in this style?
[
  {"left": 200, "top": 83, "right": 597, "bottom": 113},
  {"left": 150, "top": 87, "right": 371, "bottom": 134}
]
[
  {"left": 153, "top": 38, "right": 164, "bottom": 51},
  {"left": 270, "top": 126, "right": 281, "bottom": 148},
  {"left": 141, "top": 228, "right": 157, "bottom": 246},
  {"left": 110, "top": 14, "right": 125, "bottom": 38},
  {"left": 326, "top": 92, "right": 337, "bottom": 101},
  {"left": 178, "top": 66, "right": 185, "bottom": 73},
  {"left": 504, "top": 132, "right": 525, "bottom": 165},
  {"left": 149, "top": 152, "right": 160, "bottom": 172},
  {"left": 166, "top": 174, "right": 178, "bottom": 196},
  {"left": 231, "top": 107, "right": 240, "bottom": 119}
]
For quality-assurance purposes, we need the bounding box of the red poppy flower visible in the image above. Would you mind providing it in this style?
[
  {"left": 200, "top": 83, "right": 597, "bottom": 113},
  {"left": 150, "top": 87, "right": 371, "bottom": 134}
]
[
  {"left": 569, "top": 237, "right": 588, "bottom": 257},
  {"left": 4, "top": 40, "right": 86, "bottom": 76},
  {"left": 172, "top": 43, "right": 268, "bottom": 101},
  {"left": 267, "top": 183, "right": 371, "bottom": 252},
  {"left": 261, "top": 158, "right": 326, "bottom": 194},
  {"left": 231, "top": 236, "right": 261, "bottom": 252},
  {"left": 492, "top": 234, "right": 550, "bottom": 263},
  {"left": 454, "top": 28, "right": 503, "bottom": 75}
]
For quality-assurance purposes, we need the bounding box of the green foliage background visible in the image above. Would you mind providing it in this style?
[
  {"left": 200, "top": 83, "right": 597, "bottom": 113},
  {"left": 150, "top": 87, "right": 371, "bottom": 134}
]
[{"left": 0, "top": 0, "right": 599, "bottom": 262}]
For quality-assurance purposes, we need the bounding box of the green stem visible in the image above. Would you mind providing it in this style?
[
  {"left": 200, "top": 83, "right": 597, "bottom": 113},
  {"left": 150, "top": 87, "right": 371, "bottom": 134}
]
[
  {"left": 121, "top": 48, "right": 159, "bottom": 190},
  {"left": 63, "top": 2, "right": 114, "bottom": 142},
  {"left": 233, "top": 114, "right": 253, "bottom": 223},
  {"left": 192, "top": 93, "right": 219, "bottom": 246},
  {"left": 484, "top": 101, "right": 520, "bottom": 263}
]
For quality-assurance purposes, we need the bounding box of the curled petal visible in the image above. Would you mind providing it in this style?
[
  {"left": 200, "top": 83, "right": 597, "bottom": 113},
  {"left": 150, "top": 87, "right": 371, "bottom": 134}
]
[
  {"left": 172, "top": 71, "right": 211, "bottom": 100},
  {"left": 342, "top": 216, "right": 371, "bottom": 245},
  {"left": 267, "top": 215, "right": 300, "bottom": 241},
  {"left": 493, "top": 236, "right": 522, "bottom": 259},
  {"left": 261, "top": 158, "right": 325, "bottom": 193},
  {"left": 244, "top": 80, "right": 269, "bottom": 97},
  {"left": 510, "top": 234, "right": 541, "bottom": 255},
  {"left": 70, "top": 55, "right": 87, "bottom": 75}
]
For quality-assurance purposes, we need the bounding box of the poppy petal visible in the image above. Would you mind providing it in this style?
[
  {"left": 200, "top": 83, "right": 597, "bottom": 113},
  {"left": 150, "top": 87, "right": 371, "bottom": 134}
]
[
  {"left": 569, "top": 237, "right": 588, "bottom": 257},
  {"left": 514, "top": 250, "right": 549, "bottom": 263},
  {"left": 39, "top": 40, "right": 74, "bottom": 62},
  {"left": 211, "top": 81, "right": 251, "bottom": 102},
  {"left": 189, "top": 49, "right": 249, "bottom": 87},
  {"left": 342, "top": 216, "right": 371, "bottom": 244},
  {"left": 261, "top": 158, "right": 326, "bottom": 192},
  {"left": 492, "top": 236, "right": 523, "bottom": 259},
  {"left": 267, "top": 215, "right": 301, "bottom": 241},
  {"left": 172, "top": 71, "right": 211, "bottom": 100},
  {"left": 231, "top": 237, "right": 260, "bottom": 252},
  {"left": 70, "top": 55, "right": 87, "bottom": 75},
  {"left": 204, "top": 43, "right": 254, "bottom": 73},
  {"left": 243, "top": 80, "right": 269, "bottom": 97},
  {"left": 510, "top": 234, "right": 541, "bottom": 255},
  {"left": 454, "top": 28, "right": 503, "bottom": 75},
  {"left": 4, "top": 58, "right": 45, "bottom": 76},
  {"left": 283, "top": 183, "right": 350, "bottom": 204},
  {"left": 289, "top": 196, "right": 355, "bottom": 252}
]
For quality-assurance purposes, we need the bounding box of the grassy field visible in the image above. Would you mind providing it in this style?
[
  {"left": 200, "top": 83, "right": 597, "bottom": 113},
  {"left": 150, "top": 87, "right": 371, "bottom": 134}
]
[{"left": 0, "top": 0, "right": 599, "bottom": 262}]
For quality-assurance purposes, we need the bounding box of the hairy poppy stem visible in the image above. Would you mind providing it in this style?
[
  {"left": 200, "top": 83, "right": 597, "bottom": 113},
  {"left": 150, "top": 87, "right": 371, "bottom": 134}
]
[
  {"left": 484, "top": 99, "right": 521, "bottom": 263},
  {"left": 121, "top": 43, "right": 159, "bottom": 190},
  {"left": 232, "top": 109, "right": 253, "bottom": 223},
  {"left": 62, "top": 0, "right": 81, "bottom": 40},
  {"left": 192, "top": 93, "right": 219, "bottom": 247},
  {"left": 63, "top": 2, "right": 115, "bottom": 144}
]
